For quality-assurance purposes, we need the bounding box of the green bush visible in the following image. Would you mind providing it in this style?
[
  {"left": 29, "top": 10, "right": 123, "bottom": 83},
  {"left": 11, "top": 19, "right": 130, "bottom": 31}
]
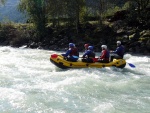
[{"left": 0, "top": 23, "right": 35, "bottom": 47}]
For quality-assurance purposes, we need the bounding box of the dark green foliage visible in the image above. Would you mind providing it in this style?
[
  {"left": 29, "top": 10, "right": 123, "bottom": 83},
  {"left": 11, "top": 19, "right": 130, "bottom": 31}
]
[
  {"left": 0, "top": 0, "right": 149, "bottom": 53},
  {"left": 0, "top": 23, "right": 36, "bottom": 47},
  {"left": 0, "top": 24, "right": 15, "bottom": 44},
  {"left": 18, "top": 0, "right": 48, "bottom": 41}
]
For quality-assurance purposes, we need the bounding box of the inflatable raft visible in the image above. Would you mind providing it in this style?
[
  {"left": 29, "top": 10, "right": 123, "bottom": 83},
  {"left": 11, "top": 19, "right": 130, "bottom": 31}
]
[{"left": 50, "top": 54, "right": 126, "bottom": 69}]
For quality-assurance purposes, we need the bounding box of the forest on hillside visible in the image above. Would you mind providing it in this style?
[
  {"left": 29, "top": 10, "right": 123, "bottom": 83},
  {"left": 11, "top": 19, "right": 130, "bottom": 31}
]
[{"left": 0, "top": 0, "right": 150, "bottom": 54}]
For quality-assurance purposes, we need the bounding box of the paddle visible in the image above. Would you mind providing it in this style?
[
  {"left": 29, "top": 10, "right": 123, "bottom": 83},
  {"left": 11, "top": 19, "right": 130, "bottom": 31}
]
[
  {"left": 128, "top": 63, "right": 136, "bottom": 68},
  {"left": 72, "top": 55, "right": 82, "bottom": 59},
  {"left": 73, "top": 56, "right": 98, "bottom": 62},
  {"left": 51, "top": 55, "right": 82, "bottom": 59}
]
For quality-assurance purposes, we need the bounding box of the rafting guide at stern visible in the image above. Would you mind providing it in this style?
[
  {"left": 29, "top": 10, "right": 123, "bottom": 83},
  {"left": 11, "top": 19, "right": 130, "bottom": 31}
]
[{"left": 110, "top": 41, "right": 125, "bottom": 61}]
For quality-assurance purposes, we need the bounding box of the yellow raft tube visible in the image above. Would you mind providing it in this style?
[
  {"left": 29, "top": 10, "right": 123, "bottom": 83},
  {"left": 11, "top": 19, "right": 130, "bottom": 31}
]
[{"left": 50, "top": 54, "right": 126, "bottom": 69}]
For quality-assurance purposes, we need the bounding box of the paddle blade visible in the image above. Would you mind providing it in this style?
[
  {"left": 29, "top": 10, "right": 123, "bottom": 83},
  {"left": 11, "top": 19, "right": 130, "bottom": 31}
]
[
  {"left": 128, "top": 63, "right": 136, "bottom": 68},
  {"left": 72, "top": 55, "right": 79, "bottom": 59},
  {"left": 51, "top": 54, "right": 58, "bottom": 59}
]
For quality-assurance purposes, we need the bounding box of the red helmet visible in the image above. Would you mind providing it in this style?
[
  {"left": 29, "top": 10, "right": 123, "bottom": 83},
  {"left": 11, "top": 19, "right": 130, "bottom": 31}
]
[{"left": 84, "top": 44, "right": 89, "bottom": 48}]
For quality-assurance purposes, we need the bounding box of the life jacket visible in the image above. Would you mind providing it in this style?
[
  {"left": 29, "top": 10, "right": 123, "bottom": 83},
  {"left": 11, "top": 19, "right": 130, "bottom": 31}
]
[
  {"left": 117, "top": 45, "right": 124, "bottom": 58},
  {"left": 70, "top": 47, "right": 79, "bottom": 56},
  {"left": 100, "top": 50, "right": 110, "bottom": 60},
  {"left": 88, "top": 51, "right": 95, "bottom": 58},
  {"left": 105, "top": 50, "right": 110, "bottom": 59}
]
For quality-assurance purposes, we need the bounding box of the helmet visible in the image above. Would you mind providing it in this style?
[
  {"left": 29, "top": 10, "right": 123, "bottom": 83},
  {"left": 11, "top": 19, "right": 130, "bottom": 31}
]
[
  {"left": 101, "top": 45, "right": 107, "bottom": 49},
  {"left": 69, "top": 43, "right": 74, "bottom": 47},
  {"left": 116, "top": 41, "right": 121, "bottom": 44},
  {"left": 88, "top": 46, "right": 93, "bottom": 50},
  {"left": 84, "top": 44, "right": 89, "bottom": 48}
]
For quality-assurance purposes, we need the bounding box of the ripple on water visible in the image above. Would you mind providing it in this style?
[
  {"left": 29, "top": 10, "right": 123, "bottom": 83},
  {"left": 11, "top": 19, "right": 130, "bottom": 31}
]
[{"left": 0, "top": 47, "right": 150, "bottom": 113}]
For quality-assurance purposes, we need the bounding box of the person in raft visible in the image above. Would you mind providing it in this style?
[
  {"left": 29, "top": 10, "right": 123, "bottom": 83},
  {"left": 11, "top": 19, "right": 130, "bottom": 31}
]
[
  {"left": 97, "top": 45, "right": 110, "bottom": 63},
  {"left": 110, "top": 41, "right": 125, "bottom": 61},
  {"left": 84, "top": 43, "right": 89, "bottom": 52},
  {"left": 62, "top": 43, "right": 79, "bottom": 62},
  {"left": 82, "top": 46, "right": 95, "bottom": 63}
]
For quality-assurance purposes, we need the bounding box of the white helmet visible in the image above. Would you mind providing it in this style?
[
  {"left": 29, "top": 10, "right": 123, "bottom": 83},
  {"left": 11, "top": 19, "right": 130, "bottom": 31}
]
[
  {"left": 101, "top": 45, "right": 107, "bottom": 49},
  {"left": 117, "top": 41, "right": 121, "bottom": 44}
]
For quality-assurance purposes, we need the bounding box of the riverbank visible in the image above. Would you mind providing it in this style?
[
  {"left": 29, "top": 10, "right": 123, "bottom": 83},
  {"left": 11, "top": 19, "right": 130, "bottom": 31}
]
[{"left": 0, "top": 16, "right": 149, "bottom": 55}]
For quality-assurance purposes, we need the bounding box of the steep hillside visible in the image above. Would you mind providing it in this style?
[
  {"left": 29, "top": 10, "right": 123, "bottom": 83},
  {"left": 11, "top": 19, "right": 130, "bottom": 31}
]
[{"left": 0, "top": 0, "right": 26, "bottom": 23}]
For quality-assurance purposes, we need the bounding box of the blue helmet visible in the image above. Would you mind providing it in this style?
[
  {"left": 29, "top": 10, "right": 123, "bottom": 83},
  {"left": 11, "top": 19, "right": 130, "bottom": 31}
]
[
  {"left": 69, "top": 43, "right": 74, "bottom": 47},
  {"left": 88, "top": 46, "right": 93, "bottom": 50}
]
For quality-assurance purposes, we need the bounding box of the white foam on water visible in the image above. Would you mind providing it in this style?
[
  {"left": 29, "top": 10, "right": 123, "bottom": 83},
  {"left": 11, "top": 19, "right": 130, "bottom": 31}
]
[{"left": 0, "top": 47, "right": 150, "bottom": 113}]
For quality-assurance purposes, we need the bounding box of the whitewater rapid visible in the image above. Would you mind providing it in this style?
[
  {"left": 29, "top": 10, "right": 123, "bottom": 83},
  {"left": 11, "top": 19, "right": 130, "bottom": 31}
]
[{"left": 0, "top": 46, "right": 150, "bottom": 113}]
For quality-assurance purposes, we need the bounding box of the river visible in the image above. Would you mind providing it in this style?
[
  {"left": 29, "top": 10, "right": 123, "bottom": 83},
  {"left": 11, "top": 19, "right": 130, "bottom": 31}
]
[{"left": 0, "top": 46, "right": 150, "bottom": 113}]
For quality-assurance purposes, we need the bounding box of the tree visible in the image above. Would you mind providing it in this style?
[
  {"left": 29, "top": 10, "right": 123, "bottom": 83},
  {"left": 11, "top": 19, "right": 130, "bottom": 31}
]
[
  {"left": 18, "top": 0, "right": 48, "bottom": 42},
  {"left": 71, "top": 0, "right": 85, "bottom": 34},
  {"left": 86, "top": 0, "right": 127, "bottom": 28},
  {"left": 46, "top": 0, "right": 66, "bottom": 27},
  {"left": 47, "top": 0, "right": 86, "bottom": 33},
  {"left": 128, "top": 0, "right": 150, "bottom": 10}
]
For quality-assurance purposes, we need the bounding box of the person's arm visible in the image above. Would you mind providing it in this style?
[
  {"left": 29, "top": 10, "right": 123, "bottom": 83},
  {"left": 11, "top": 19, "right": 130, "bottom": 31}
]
[
  {"left": 112, "top": 47, "right": 119, "bottom": 54},
  {"left": 115, "top": 47, "right": 122, "bottom": 54},
  {"left": 82, "top": 51, "right": 89, "bottom": 58},
  {"left": 62, "top": 49, "right": 71, "bottom": 57}
]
